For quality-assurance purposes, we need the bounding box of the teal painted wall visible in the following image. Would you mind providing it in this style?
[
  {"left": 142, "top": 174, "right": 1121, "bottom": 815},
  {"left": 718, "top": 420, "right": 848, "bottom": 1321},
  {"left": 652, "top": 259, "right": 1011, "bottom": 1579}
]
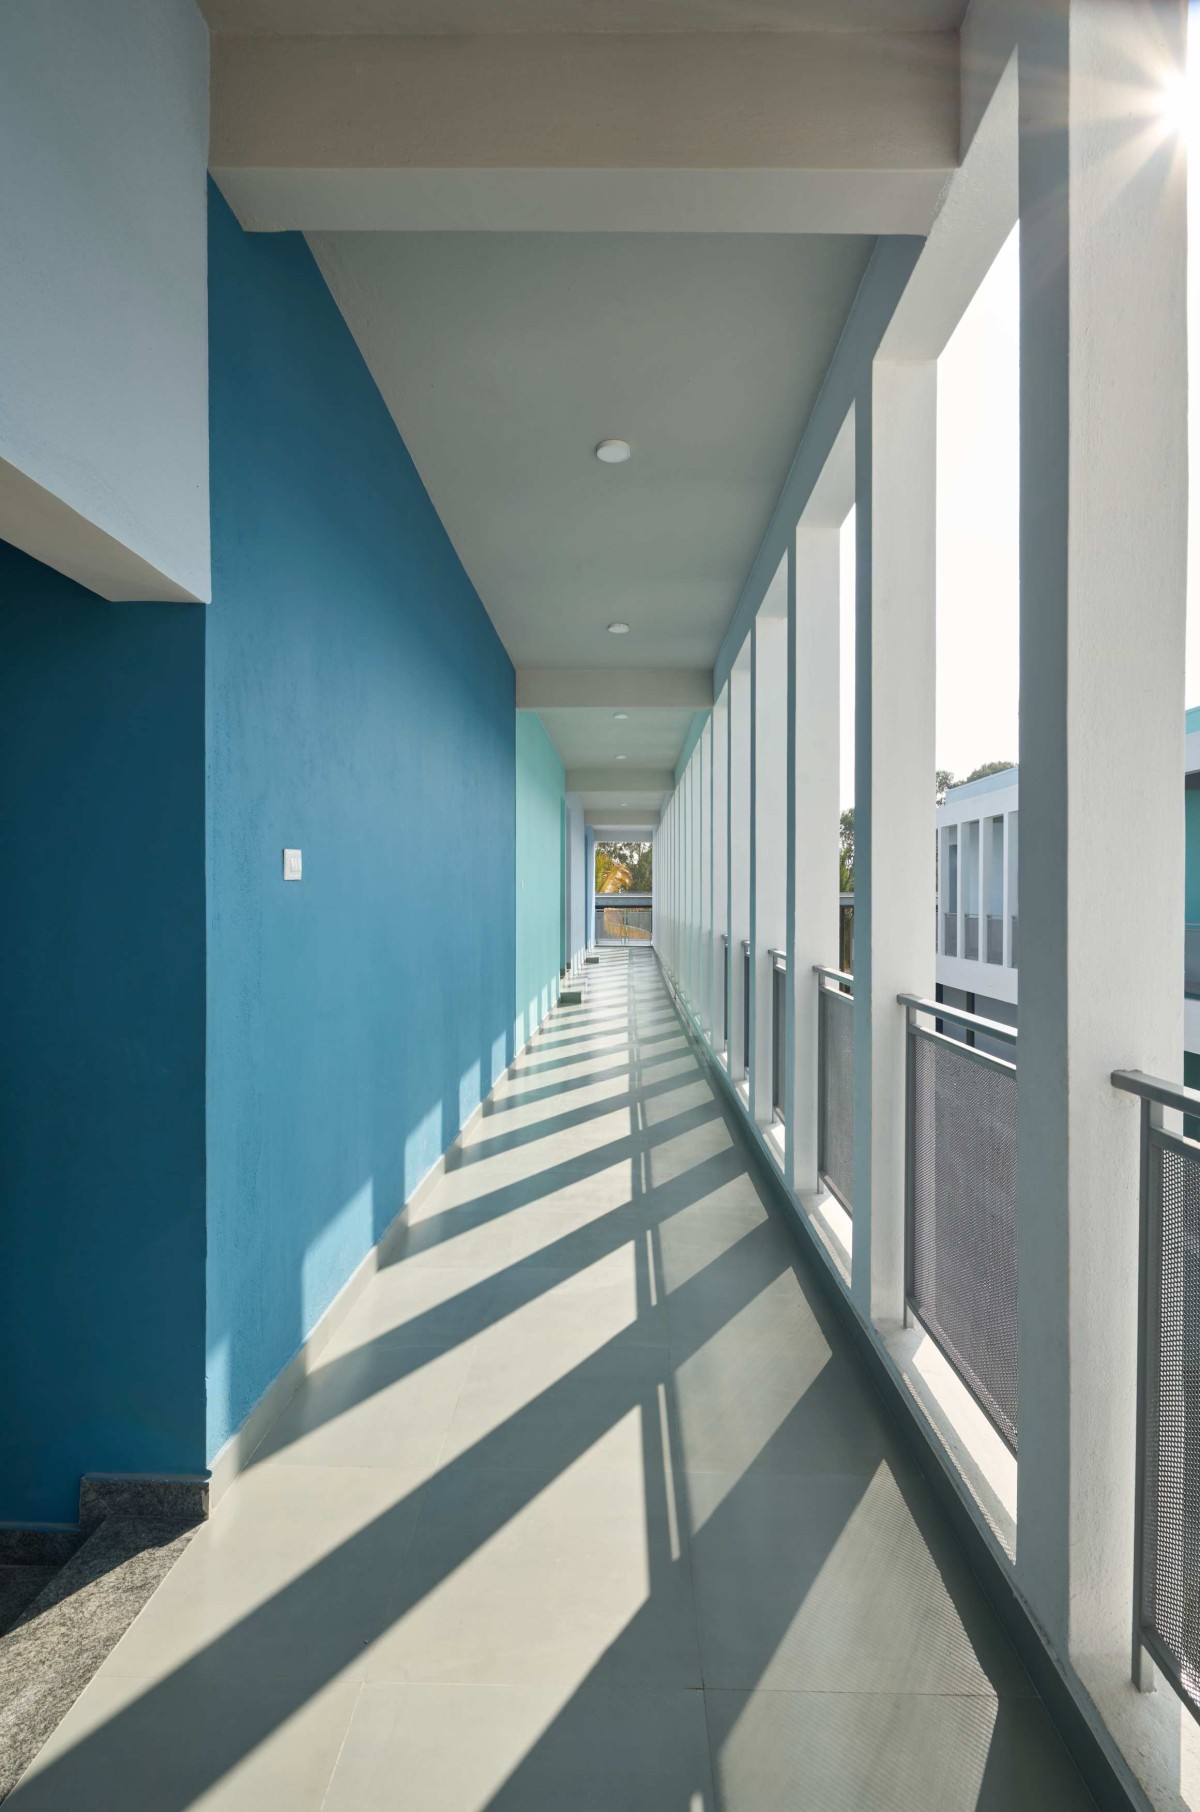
[
  {"left": 1187, "top": 786, "right": 1200, "bottom": 927},
  {"left": 515, "top": 714, "right": 565, "bottom": 1050},
  {"left": 0, "top": 545, "right": 207, "bottom": 1523},
  {"left": 205, "top": 187, "right": 516, "bottom": 1463}
]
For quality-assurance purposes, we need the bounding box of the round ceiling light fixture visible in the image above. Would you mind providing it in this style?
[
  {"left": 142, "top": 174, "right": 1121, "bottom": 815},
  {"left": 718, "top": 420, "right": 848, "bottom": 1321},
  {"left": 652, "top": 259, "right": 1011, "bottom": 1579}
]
[
  {"left": 613, "top": 711, "right": 628, "bottom": 720},
  {"left": 595, "top": 439, "right": 631, "bottom": 464},
  {"left": 607, "top": 622, "right": 630, "bottom": 636},
  {"left": 616, "top": 754, "right": 627, "bottom": 761}
]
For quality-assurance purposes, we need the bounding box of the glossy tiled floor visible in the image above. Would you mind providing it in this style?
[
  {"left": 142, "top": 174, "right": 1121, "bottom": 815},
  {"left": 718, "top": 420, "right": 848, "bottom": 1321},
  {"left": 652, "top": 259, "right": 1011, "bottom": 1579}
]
[{"left": 10, "top": 951, "right": 1095, "bottom": 1810}]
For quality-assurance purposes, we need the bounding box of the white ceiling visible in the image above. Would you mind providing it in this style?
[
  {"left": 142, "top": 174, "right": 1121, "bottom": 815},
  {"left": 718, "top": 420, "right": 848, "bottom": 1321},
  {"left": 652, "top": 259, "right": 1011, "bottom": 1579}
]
[
  {"left": 311, "top": 228, "right": 872, "bottom": 786},
  {"left": 536, "top": 705, "right": 698, "bottom": 770},
  {"left": 203, "top": 0, "right": 967, "bottom": 32},
  {"left": 311, "top": 230, "right": 873, "bottom": 674}
]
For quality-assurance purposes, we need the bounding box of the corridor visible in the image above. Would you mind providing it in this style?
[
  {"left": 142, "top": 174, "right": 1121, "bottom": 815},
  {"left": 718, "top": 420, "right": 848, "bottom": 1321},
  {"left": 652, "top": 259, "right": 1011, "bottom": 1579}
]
[{"left": 12, "top": 951, "right": 1092, "bottom": 1809}]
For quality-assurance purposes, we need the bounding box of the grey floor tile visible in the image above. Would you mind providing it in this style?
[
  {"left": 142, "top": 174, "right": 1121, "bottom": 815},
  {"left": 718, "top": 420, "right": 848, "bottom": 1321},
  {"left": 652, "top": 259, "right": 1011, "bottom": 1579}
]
[
  {"left": 483, "top": 1252, "right": 669, "bottom": 1360},
  {"left": 325, "top": 1260, "right": 502, "bottom": 1352},
  {"left": 324, "top": 1681, "right": 715, "bottom": 1812},
  {"left": 704, "top": 1689, "right": 1094, "bottom": 1811},
  {"left": 440, "top": 1341, "right": 668, "bottom": 1473},
  {"left": 252, "top": 1339, "right": 473, "bottom": 1473},
  {"left": 8, "top": 1667, "right": 360, "bottom": 1811},
  {"left": 103, "top": 1467, "right": 422, "bottom": 1691},
  {"left": 670, "top": 1335, "right": 903, "bottom": 1478},
  {"left": 688, "top": 1465, "right": 1032, "bottom": 1696},
  {"left": 368, "top": 1458, "right": 701, "bottom": 1687}
]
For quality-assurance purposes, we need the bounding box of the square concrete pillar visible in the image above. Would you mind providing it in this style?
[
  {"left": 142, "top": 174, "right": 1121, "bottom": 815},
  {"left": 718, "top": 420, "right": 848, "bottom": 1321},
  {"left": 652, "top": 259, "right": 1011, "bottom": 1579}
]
[
  {"left": 850, "top": 360, "right": 937, "bottom": 1326},
  {"left": 728, "top": 656, "right": 752, "bottom": 1083},
  {"left": 711, "top": 687, "right": 730, "bottom": 1053},
  {"left": 1014, "top": 0, "right": 1188, "bottom": 1666},
  {"left": 787, "top": 519, "right": 843, "bottom": 1193},
  {"left": 751, "top": 585, "right": 789, "bottom": 1129}
]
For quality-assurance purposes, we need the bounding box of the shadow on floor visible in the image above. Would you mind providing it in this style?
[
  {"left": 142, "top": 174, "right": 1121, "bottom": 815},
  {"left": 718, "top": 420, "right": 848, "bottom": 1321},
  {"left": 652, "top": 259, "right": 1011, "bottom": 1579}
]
[{"left": 6, "top": 952, "right": 1096, "bottom": 1811}]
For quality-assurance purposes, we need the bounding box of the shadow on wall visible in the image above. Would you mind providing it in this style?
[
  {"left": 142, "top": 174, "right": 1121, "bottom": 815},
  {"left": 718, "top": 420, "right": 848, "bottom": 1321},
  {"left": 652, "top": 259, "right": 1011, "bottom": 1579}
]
[{"left": 203, "top": 183, "right": 519, "bottom": 1470}]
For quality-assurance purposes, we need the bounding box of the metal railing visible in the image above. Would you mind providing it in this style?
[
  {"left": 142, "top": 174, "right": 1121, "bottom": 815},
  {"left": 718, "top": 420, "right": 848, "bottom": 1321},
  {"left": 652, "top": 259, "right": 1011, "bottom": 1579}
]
[
  {"left": 943, "top": 911, "right": 958, "bottom": 958},
  {"left": 770, "top": 950, "right": 786, "bottom": 1123},
  {"left": 964, "top": 911, "right": 979, "bottom": 961},
  {"left": 1010, "top": 913, "right": 1019, "bottom": 968},
  {"left": 1113, "top": 1068, "right": 1200, "bottom": 1717},
  {"left": 742, "top": 940, "right": 751, "bottom": 1080},
  {"left": 900, "top": 993, "right": 1018, "bottom": 1450},
  {"left": 594, "top": 895, "right": 652, "bottom": 943},
  {"left": 815, "top": 965, "right": 854, "bottom": 1214},
  {"left": 721, "top": 933, "right": 729, "bottom": 1051},
  {"left": 986, "top": 914, "right": 1004, "bottom": 965}
]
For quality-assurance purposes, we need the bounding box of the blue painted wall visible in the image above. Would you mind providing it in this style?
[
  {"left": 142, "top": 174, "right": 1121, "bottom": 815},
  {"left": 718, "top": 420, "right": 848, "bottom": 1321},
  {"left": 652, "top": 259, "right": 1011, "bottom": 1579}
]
[
  {"left": 515, "top": 714, "right": 565, "bottom": 1051},
  {"left": 205, "top": 187, "right": 515, "bottom": 1461},
  {"left": 0, "top": 544, "right": 207, "bottom": 1522}
]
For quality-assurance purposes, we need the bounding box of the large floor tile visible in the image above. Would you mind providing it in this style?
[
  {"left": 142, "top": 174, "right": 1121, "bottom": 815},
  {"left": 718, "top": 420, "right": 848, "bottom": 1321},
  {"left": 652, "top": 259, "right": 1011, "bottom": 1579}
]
[
  {"left": 324, "top": 1261, "right": 503, "bottom": 1353},
  {"left": 324, "top": 1681, "right": 715, "bottom": 1812},
  {"left": 704, "top": 1689, "right": 1094, "bottom": 1811},
  {"left": 100, "top": 1467, "right": 421, "bottom": 1691},
  {"left": 482, "top": 1249, "right": 669, "bottom": 1362},
  {"left": 671, "top": 1334, "right": 902, "bottom": 1478},
  {"left": 688, "top": 1465, "right": 1032, "bottom": 1696},
  {"left": 440, "top": 1341, "right": 668, "bottom": 1474},
  {"left": 8, "top": 1667, "right": 360, "bottom": 1812},
  {"left": 367, "top": 1456, "right": 701, "bottom": 1688},
  {"left": 252, "top": 1340, "right": 472, "bottom": 1473}
]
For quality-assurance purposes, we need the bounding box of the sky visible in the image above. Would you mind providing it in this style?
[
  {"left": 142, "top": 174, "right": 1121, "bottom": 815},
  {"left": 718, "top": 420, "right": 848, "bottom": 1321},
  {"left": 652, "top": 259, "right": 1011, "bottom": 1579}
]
[
  {"left": 839, "top": 228, "right": 1021, "bottom": 812},
  {"left": 935, "top": 226, "right": 1021, "bottom": 782},
  {"left": 837, "top": 166, "right": 1200, "bottom": 813}
]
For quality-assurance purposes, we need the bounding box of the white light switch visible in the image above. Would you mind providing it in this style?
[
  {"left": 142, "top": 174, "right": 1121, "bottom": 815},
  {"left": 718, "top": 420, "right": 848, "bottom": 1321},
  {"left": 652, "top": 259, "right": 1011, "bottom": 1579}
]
[{"left": 283, "top": 848, "right": 302, "bottom": 881}]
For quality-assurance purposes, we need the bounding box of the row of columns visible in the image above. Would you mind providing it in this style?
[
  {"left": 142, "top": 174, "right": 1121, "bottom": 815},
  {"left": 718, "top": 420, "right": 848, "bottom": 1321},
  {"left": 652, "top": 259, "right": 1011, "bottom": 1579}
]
[{"left": 658, "top": 0, "right": 1187, "bottom": 1740}]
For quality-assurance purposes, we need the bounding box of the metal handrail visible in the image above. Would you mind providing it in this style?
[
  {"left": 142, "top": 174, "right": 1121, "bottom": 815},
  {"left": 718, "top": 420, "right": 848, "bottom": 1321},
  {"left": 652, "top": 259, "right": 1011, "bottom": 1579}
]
[
  {"left": 898, "top": 992, "right": 1016, "bottom": 1047},
  {"left": 814, "top": 963, "right": 853, "bottom": 990},
  {"left": 1112, "top": 1068, "right": 1200, "bottom": 1117},
  {"left": 769, "top": 947, "right": 786, "bottom": 972}
]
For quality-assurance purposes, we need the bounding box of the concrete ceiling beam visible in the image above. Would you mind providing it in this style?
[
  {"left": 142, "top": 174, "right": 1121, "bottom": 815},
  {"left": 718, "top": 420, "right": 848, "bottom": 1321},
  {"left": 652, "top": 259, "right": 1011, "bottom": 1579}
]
[
  {"left": 210, "top": 30, "right": 959, "bottom": 234},
  {"left": 567, "top": 765, "right": 674, "bottom": 792},
  {"left": 517, "top": 669, "right": 712, "bottom": 709}
]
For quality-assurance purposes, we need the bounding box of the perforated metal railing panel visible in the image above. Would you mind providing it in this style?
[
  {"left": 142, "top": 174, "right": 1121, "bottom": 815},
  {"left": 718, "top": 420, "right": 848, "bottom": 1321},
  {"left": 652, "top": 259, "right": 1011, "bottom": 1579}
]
[
  {"left": 819, "top": 987, "right": 854, "bottom": 1213},
  {"left": 908, "top": 1029, "right": 1018, "bottom": 1447},
  {"left": 1142, "top": 1135, "right": 1200, "bottom": 1712}
]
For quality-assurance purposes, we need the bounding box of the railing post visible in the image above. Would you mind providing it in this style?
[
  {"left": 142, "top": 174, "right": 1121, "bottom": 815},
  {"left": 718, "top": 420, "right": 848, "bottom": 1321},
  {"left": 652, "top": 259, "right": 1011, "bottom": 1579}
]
[{"left": 1132, "top": 1093, "right": 1156, "bottom": 1694}]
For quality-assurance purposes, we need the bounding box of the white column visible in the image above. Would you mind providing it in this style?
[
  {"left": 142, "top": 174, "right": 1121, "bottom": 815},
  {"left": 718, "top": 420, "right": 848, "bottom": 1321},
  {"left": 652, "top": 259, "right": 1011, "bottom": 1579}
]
[
  {"left": 699, "top": 719, "right": 713, "bottom": 1039},
  {"left": 711, "top": 688, "right": 730, "bottom": 1052},
  {"left": 851, "top": 360, "right": 937, "bottom": 1325},
  {"left": 729, "top": 658, "right": 752, "bottom": 1082},
  {"left": 751, "top": 597, "right": 789, "bottom": 1128},
  {"left": 788, "top": 522, "right": 842, "bottom": 1192},
  {"left": 1014, "top": 0, "right": 1187, "bottom": 1665}
]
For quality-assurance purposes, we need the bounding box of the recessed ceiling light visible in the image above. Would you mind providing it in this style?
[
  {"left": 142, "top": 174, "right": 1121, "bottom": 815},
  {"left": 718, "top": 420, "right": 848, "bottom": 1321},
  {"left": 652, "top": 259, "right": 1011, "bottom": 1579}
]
[
  {"left": 607, "top": 622, "right": 630, "bottom": 635},
  {"left": 612, "top": 711, "right": 628, "bottom": 720},
  {"left": 595, "top": 440, "right": 631, "bottom": 464},
  {"left": 616, "top": 754, "right": 627, "bottom": 761},
  {"left": 621, "top": 802, "right": 629, "bottom": 806}
]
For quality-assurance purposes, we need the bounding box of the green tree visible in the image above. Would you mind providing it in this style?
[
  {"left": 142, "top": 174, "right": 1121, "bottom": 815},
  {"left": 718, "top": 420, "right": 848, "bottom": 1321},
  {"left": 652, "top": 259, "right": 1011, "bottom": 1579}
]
[
  {"left": 961, "top": 759, "right": 1015, "bottom": 785},
  {"left": 595, "top": 840, "right": 652, "bottom": 893},
  {"left": 839, "top": 808, "right": 854, "bottom": 893}
]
